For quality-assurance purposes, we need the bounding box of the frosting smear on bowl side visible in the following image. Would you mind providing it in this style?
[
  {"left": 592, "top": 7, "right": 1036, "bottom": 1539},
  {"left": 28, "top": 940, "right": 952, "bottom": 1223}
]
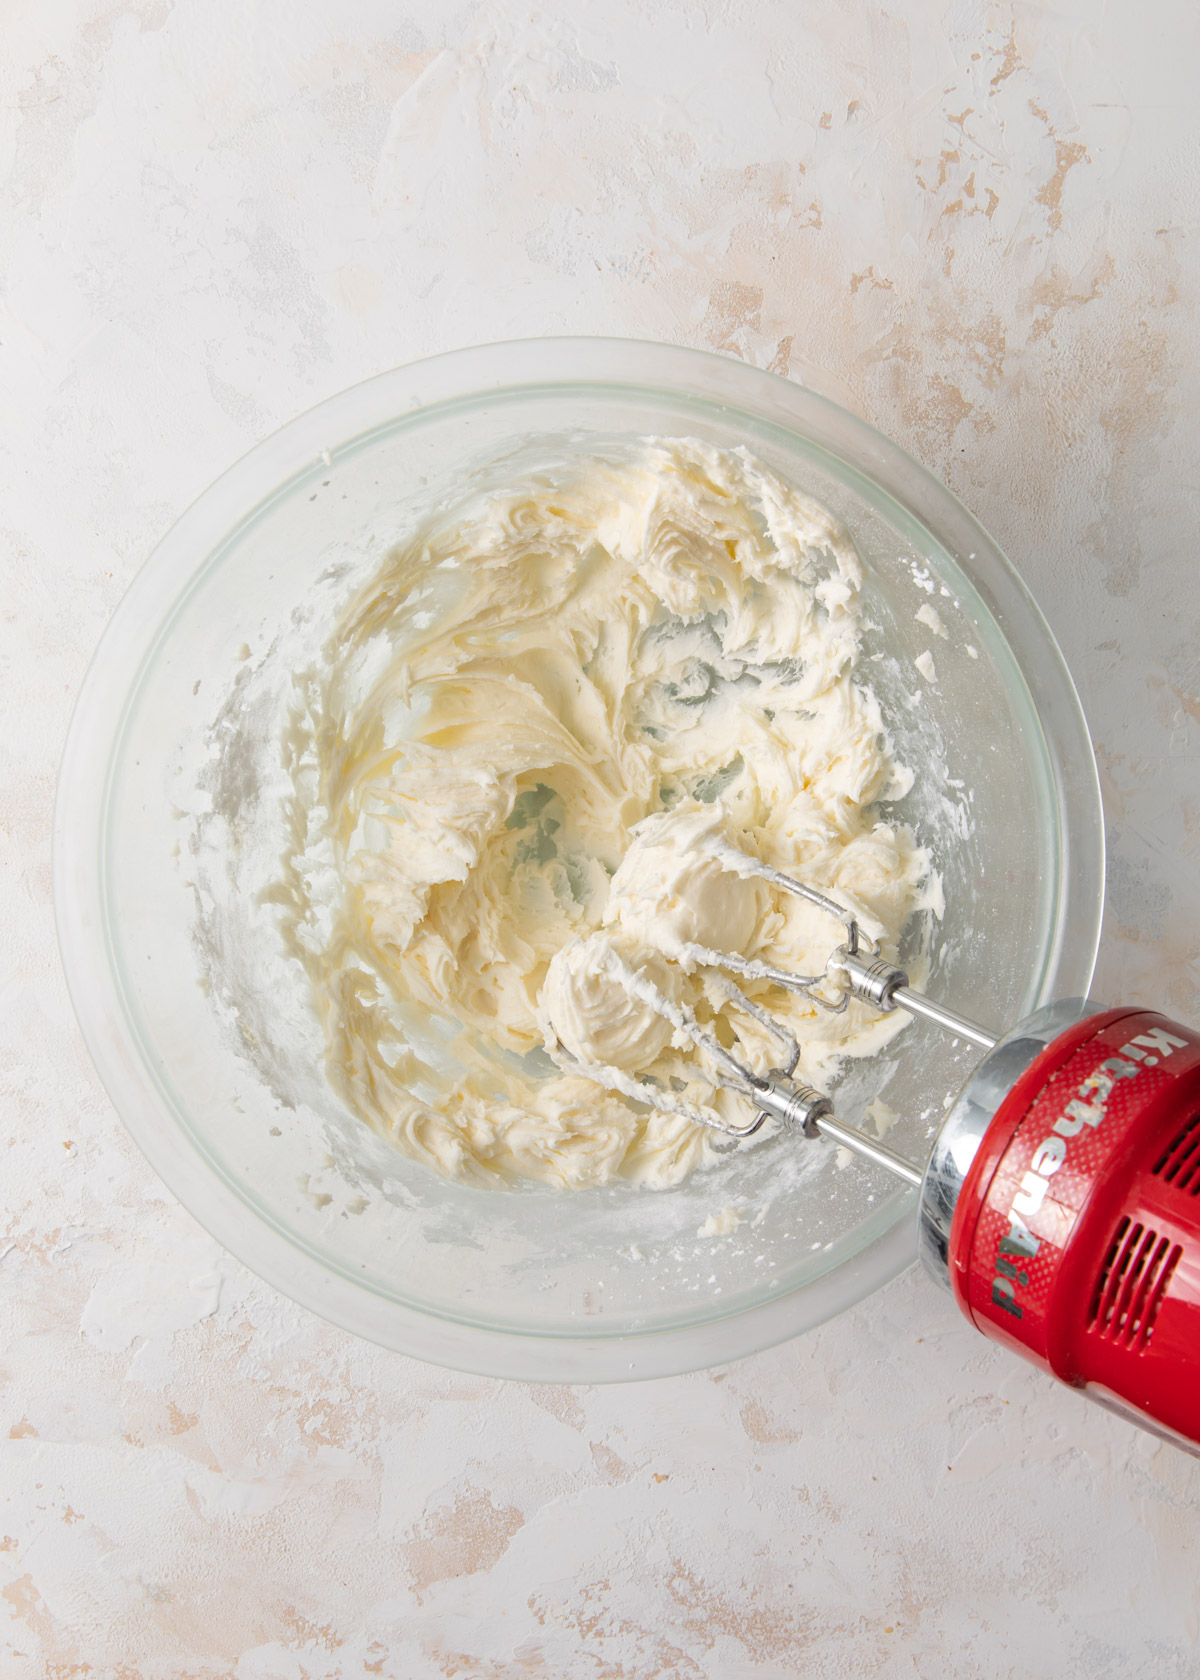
[{"left": 273, "top": 438, "right": 938, "bottom": 1189}]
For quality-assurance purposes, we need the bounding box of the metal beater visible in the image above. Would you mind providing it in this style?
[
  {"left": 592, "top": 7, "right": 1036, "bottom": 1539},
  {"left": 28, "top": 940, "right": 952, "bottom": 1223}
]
[{"left": 543, "top": 842, "right": 996, "bottom": 1188}]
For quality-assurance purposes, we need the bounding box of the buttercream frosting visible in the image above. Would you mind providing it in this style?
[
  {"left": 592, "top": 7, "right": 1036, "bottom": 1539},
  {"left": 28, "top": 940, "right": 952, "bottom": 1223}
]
[{"left": 273, "top": 438, "right": 936, "bottom": 1189}]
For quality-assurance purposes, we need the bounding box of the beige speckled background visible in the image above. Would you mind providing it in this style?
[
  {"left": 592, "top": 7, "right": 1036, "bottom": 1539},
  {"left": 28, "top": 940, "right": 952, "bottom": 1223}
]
[{"left": 4, "top": 2, "right": 1200, "bottom": 1675}]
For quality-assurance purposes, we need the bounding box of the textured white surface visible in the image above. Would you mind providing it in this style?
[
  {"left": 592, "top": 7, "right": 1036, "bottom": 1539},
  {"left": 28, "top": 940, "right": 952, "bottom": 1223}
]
[{"left": 4, "top": 2, "right": 1200, "bottom": 1674}]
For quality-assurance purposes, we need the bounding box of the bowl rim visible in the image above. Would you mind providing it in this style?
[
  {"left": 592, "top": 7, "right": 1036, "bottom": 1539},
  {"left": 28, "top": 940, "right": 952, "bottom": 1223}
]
[{"left": 53, "top": 335, "right": 1104, "bottom": 1380}]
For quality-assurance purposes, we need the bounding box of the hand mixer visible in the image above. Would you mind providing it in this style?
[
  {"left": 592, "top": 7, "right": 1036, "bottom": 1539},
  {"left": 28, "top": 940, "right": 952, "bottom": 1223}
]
[{"left": 545, "top": 847, "right": 1200, "bottom": 1454}]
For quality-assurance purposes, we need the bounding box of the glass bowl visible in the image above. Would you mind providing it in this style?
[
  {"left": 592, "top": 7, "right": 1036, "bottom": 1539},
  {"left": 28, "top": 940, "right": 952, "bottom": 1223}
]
[{"left": 54, "top": 338, "right": 1103, "bottom": 1380}]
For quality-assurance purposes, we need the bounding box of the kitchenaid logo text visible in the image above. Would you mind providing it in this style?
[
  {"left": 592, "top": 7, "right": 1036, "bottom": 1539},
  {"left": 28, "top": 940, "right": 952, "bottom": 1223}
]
[{"left": 990, "top": 1027, "right": 1188, "bottom": 1320}]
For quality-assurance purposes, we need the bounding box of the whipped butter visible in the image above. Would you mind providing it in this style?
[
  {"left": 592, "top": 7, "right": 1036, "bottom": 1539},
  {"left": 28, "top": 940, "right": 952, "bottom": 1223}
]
[{"left": 274, "top": 439, "right": 936, "bottom": 1189}]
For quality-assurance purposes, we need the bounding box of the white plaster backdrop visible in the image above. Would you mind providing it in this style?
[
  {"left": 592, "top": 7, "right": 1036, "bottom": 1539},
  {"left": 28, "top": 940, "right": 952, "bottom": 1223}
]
[{"left": 3, "top": 2, "right": 1200, "bottom": 1675}]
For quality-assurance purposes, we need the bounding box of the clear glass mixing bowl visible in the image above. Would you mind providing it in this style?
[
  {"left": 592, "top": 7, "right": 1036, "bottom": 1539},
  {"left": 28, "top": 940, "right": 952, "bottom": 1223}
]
[{"left": 54, "top": 338, "right": 1103, "bottom": 1380}]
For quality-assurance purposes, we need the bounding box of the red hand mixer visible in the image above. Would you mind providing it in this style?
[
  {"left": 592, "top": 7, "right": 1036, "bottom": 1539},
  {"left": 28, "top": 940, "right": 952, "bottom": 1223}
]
[{"left": 547, "top": 866, "right": 1200, "bottom": 1453}]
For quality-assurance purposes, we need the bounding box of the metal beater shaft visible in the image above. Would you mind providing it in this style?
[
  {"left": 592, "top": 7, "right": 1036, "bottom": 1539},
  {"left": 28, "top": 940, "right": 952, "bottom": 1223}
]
[
  {"left": 835, "top": 948, "right": 998, "bottom": 1050},
  {"left": 814, "top": 1114, "right": 924, "bottom": 1187},
  {"left": 890, "top": 984, "right": 997, "bottom": 1051},
  {"left": 750, "top": 1073, "right": 924, "bottom": 1187}
]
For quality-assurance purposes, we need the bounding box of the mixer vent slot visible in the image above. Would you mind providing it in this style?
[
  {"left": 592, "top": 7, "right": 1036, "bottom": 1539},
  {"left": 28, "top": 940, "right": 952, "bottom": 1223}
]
[
  {"left": 1089, "top": 1218, "right": 1182, "bottom": 1352},
  {"left": 1152, "top": 1113, "right": 1200, "bottom": 1194}
]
